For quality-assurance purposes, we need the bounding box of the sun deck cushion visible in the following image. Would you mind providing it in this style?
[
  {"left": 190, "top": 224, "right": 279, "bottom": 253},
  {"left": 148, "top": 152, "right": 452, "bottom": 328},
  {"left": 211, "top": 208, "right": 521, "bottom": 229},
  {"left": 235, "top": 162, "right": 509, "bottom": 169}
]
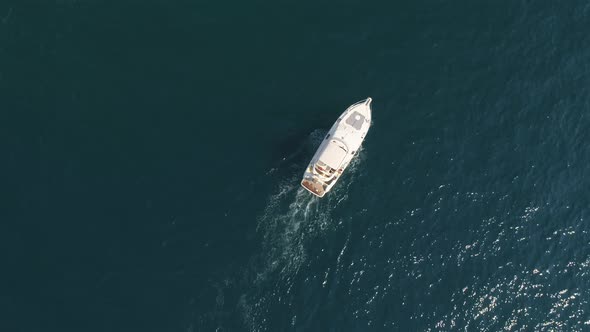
[{"left": 345, "top": 111, "right": 365, "bottom": 130}]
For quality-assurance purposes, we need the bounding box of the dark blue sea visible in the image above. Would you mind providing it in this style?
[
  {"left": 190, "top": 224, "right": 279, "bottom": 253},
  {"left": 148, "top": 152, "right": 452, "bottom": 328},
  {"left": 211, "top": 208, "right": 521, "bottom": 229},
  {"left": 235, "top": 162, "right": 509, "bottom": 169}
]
[{"left": 4, "top": 1, "right": 590, "bottom": 331}]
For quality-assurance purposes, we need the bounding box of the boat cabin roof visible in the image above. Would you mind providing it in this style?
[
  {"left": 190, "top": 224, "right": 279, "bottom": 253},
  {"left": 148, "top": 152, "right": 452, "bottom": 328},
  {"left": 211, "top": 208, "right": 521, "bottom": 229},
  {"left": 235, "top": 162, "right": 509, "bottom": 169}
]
[
  {"left": 345, "top": 111, "right": 366, "bottom": 130},
  {"left": 318, "top": 140, "right": 348, "bottom": 169}
]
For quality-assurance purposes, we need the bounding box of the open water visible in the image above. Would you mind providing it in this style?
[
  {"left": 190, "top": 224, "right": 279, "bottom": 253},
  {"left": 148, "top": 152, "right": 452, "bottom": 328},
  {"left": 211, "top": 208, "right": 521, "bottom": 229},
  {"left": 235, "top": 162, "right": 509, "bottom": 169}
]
[{"left": 3, "top": 1, "right": 590, "bottom": 331}]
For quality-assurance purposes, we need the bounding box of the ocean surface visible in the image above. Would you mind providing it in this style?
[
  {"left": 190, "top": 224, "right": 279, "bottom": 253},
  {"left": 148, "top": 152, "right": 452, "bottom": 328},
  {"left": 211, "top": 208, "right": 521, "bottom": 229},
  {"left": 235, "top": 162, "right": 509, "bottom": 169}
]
[{"left": 4, "top": 1, "right": 590, "bottom": 331}]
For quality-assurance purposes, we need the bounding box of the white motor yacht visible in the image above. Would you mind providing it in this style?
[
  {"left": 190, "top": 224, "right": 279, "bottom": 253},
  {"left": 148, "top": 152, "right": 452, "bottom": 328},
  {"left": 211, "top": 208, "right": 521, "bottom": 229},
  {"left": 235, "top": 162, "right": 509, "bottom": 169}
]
[{"left": 301, "top": 98, "right": 372, "bottom": 197}]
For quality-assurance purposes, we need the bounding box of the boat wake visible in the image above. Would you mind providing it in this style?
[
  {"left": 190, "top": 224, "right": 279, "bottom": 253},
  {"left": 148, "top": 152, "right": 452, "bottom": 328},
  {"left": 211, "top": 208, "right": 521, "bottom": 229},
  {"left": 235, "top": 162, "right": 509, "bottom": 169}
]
[
  {"left": 238, "top": 175, "right": 325, "bottom": 331},
  {"left": 238, "top": 130, "right": 367, "bottom": 331}
]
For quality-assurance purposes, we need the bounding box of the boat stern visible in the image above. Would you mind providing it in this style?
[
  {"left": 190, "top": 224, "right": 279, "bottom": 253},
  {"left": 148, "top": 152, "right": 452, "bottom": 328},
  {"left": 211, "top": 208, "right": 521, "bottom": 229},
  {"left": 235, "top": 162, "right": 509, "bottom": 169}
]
[{"left": 301, "top": 176, "right": 327, "bottom": 198}]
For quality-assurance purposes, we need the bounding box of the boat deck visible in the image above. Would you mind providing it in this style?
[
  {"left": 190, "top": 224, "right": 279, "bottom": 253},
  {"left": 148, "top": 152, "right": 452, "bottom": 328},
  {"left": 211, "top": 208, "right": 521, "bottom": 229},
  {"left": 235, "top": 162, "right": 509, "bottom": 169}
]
[{"left": 301, "top": 179, "right": 326, "bottom": 197}]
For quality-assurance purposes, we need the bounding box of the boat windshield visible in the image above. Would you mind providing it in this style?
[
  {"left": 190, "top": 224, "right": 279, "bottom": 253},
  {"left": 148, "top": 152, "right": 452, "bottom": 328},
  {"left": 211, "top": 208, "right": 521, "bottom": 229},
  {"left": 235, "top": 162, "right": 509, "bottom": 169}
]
[{"left": 314, "top": 161, "right": 335, "bottom": 177}]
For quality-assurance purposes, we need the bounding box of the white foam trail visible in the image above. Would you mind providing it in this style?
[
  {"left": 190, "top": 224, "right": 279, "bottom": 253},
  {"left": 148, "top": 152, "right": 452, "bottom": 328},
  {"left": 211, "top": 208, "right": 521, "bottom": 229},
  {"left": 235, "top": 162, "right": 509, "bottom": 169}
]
[
  {"left": 240, "top": 133, "right": 368, "bottom": 331},
  {"left": 241, "top": 178, "right": 320, "bottom": 331}
]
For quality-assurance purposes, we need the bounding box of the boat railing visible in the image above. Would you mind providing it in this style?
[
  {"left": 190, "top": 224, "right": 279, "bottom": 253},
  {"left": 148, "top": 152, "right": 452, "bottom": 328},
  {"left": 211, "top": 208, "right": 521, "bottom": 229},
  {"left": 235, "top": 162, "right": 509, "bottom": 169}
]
[{"left": 346, "top": 97, "right": 372, "bottom": 111}]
